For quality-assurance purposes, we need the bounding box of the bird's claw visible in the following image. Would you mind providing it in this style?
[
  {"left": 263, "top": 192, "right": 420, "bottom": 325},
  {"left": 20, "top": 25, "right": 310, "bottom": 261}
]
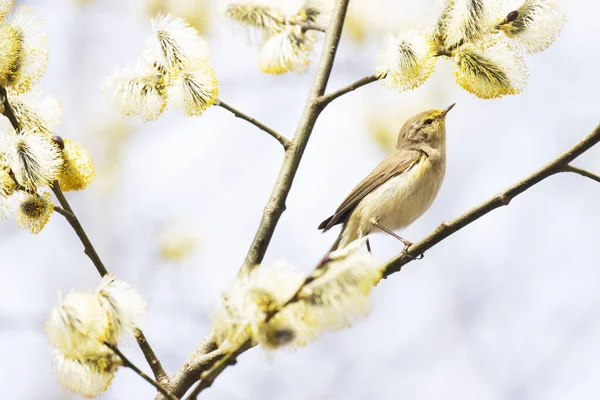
[{"left": 402, "top": 245, "right": 424, "bottom": 261}]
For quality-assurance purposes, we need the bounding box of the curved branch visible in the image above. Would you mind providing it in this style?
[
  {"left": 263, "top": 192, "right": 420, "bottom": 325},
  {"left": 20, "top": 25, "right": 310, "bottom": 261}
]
[
  {"left": 562, "top": 164, "right": 600, "bottom": 184},
  {"left": 383, "top": 124, "right": 600, "bottom": 277},
  {"left": 215, "top": 100, "right": 290, "bottom": 149}
]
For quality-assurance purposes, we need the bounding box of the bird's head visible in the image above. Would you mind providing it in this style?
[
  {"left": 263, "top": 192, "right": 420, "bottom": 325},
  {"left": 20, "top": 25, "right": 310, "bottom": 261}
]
[{"left": 397, "top": 103, "right": 455, "bottom": 151}]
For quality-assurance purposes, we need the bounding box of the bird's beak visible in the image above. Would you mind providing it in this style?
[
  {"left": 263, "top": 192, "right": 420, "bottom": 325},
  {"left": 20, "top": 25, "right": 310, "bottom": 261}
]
[{"left": 441, "top": 103, "right": 456, "bottom": 118}]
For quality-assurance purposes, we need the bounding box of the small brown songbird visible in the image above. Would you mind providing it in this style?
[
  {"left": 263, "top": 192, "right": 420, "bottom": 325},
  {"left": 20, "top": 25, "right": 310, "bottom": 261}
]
[{"left": 318, "top": 104, "right": 455, "bottom": 252}]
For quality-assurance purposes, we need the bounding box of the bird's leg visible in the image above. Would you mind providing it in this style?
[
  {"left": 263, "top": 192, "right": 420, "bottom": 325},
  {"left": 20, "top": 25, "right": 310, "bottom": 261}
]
[
  {"left": 366, "top": 238, "right": 372, "bottom": 253},
  {"left": 369, "top": 218, "right": 424, "bottom": 260}
]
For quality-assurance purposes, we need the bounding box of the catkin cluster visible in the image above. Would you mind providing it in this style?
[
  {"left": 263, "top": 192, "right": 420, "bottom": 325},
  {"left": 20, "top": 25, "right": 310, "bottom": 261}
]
[
  {"left": 45, "top": 275, "right": 146, "bottom": 398},
  {"left": 103, "top": 14, "right": 219, "bottom": 120},
  {"left": 0, "top": 0, "right": 95, "bottom": 234},
  {"left": 225, "top": 0, "right": 329, "bottom": 74},
  {"left": 375, "top": 0, "right": 566, "bottom": 98},
  {"left": 212, "top": 239, "right": 384, "bottom": 351}
]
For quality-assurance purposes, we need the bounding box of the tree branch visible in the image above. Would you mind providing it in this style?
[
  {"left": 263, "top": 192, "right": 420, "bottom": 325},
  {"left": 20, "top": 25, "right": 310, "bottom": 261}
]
[
  {"left": 156, "top": 0, "right": 352, "bottom": 397},
  {"left": 106, "top": 343, "right": 179, "bottom": 400},
  {"left": 382, "top": 123, "right": 600, "bottom": 277},
  {"left": 239, "top": 0, "right": 351, "bottom": 277},
  {"left": 562, "top": 164, "right": 600, "bottom": 184},
  {"left": 215, "top": 100, "right": 290, "bottom": 149},
  {"left": 315, "top": 74, "right": 379, "bottom": 108}
]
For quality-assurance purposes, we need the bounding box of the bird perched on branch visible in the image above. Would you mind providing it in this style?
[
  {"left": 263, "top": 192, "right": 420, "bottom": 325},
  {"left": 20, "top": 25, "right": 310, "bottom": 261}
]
[{"left": 319, "top": 104, "right": 455, "bottom": 253}]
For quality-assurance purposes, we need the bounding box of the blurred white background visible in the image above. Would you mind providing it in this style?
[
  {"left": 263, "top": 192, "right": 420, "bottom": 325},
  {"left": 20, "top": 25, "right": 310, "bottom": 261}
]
[{"left": 1, "top": 0, "right": 600, "bottom": 399}]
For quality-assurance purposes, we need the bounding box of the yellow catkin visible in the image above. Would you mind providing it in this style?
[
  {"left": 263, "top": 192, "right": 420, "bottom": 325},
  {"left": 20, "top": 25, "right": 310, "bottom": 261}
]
[
  {"left": 58, "top": 138, "right": 95, "bottom": 191},
  {"left": 5, "top": 6, "right": 49, "bottom": 94},
  {"left": 16, "top": 191, "right": 53, "bottom": 234},
  {"left": 376, "top": 31, "right": 437, "bottom": 92},
  {"left": 453, "top": 37, "right": 528, "bottom": 99}
]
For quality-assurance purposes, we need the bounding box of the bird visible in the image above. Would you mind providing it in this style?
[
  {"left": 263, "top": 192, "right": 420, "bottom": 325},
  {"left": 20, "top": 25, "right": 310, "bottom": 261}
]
[{"left": 318, "top": 104, "right": 455, "bottom": 253}]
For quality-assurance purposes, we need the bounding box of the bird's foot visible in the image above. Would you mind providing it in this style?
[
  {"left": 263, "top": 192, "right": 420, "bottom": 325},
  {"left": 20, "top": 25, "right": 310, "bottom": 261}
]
[{"left": 400, "top": 241, "right": 424, "bottom": 260}]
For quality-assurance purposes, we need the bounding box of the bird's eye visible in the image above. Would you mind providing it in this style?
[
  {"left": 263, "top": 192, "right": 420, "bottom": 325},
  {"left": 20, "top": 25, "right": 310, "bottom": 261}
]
[{"left": 424, "top": 118, "right": 433, "bottom": 125}]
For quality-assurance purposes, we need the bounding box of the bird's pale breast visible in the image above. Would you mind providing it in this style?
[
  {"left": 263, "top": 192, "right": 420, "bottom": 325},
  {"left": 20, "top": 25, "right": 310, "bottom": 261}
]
[{"left": 354, "top": 156, "right": 445, "bottom": 236}]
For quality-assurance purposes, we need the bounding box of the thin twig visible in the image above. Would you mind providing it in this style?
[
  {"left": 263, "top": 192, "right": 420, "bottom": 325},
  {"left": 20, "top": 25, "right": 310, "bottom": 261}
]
[
  {"left": 51, "top": 182, "right": 109, "bottom": 277},
  {"left": 315, "top": 74, "right": 379, "bottom": 108},
  {"left": 135, "top": 328, "right": 170, "bottom": 386},
  {"left": 53, "top": 205, "right": 76, "bottom": 220},
  {"left": 382, "top": 124, "right": 600, "bottom": 277},
  {"left": 215, "top": 100, "right": 290, "bottom": 149},
  {"left": 105, "top": 343, "right": 179, "bottom": 400},
  {"left": 562, "top": 164, "right": 600, "bottom": 184}
]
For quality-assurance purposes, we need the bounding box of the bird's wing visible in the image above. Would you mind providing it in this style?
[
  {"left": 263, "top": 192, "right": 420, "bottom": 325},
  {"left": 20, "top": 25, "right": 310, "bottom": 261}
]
[{"left": 319, "top": 150, "right": 424, "bottom": 231}]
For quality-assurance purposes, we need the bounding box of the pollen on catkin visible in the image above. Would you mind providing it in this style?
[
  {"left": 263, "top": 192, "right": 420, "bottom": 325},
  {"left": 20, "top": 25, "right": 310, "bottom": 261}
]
[
  {"left": 46, "top": 290, "right": 118, "bottom": 398},
  {"left": 9, "top": 91, "right": 62, "bottom": 136},
  {"left": 104, "top": 14, "right": 218, "bottom": 120},
  {"left": 258, "top": 26, "right": 316, "bottom": 74},
  {"left": 376, "top": 31, "right": 437, "bottom": 92},
  {"left": 225, "top": 3, "right": 287, "bottom": 36},
  {"left": 436, "top": 0, "right": 500, "bottom": 47},
  {"left": 102, "top": 58, "right": 168, "bottom": 121},
  {"left": 1, "top": 6, "right": 48, "bottom": 94},
  {"left": 58, "top": 138, "right": 95, "bottom": 191},
  {"left": 212, "top": 239, "right": 383, "bottom": 351},
  {"left": 0, "top": 165, "right": 13, "bottom": 220},
  {"left": 16, "top": 191, "right": 53, "bottom": 234},
  {"left": 297, "top": 239, "right": 383, "bottom": 333},
  {"left": 212, "top": 261, "right": 305, "bottom": 350},
  {"left": 151, "top": 13, "right": 211, "bottom": 73},
  {"left": 0, "top": 0, "right": 12, "bottom": 21},
  {"left": 46, "top": 291, "right": 112, "bottom": 353},
  {"left": 168, "top": 58, "right": 218, "bottom": 116},
  {"left": 497, "top": 0, "right": 566, "bottom": 54},
  {"left": 1, "top": 129, "right": 62, "bottom": 190},
  {"left": 96, "top": 274, "right": 147, "bottom": 341},
  {"left": 52, "top": 349, "right": 121, "bottom": 399},
  {"left": 453, "top": 36, "right": 528, "bottom": 98},
  {"left": 0, "top": 164, "right": 14, "bottom": 195}
]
